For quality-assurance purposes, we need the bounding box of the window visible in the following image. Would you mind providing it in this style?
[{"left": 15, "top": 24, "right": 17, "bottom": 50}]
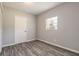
[{"left": 46, "top": 16, "right": 58, "bottom": 30}]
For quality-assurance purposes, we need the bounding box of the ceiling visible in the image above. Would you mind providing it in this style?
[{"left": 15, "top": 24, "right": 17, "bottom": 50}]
[{"left": 3, "top": 2, "right": 63, "bottom": 15}]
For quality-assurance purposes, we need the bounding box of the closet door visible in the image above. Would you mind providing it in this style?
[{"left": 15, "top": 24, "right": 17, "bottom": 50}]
[{"left": 15, "top": 14, "right": 27, "bottom": 44}]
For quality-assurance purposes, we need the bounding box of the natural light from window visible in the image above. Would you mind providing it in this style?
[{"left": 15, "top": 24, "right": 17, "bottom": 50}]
[{"left": 46, "top": 16, "right": 58, "bottom": 31}]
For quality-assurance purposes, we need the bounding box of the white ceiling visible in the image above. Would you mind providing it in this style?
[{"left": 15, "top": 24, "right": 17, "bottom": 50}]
[{"left": 3, "top": 2, "right": 62, "bottom": 15}]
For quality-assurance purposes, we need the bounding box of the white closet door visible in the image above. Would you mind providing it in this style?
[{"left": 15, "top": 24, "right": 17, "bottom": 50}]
[{"left": 15, "top": 14, "right": 27, "bottom": 44}]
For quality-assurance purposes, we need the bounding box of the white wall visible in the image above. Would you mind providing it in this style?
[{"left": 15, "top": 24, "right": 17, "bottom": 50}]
[
  {"left": 37, "top": 2, "right": 79, "bottom": 52},
  {"left": 0, "top": 5, "right": 2, "bottom": 52},
  {"left": 2, "top": 6, "right": 36, "bottom": 47}
]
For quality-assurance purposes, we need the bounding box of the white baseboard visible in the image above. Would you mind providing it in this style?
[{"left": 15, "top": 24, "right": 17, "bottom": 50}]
[
  {"left": 38, "top": 39, "right": 79, "bottom": 54},
  {"left": 2, "top": 39, "right": 36, "bottom": 48},
  {"left": 2, "top": 43, "right": 16, "bottom": 48}
]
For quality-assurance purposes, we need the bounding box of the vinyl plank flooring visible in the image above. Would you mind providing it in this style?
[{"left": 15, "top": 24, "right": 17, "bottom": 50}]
[
  {"left": 31, "top": 41, "right": 65, "bottom": 56},
  {"left": 0, "top": 40, "right": 79, "bottom": 56}
]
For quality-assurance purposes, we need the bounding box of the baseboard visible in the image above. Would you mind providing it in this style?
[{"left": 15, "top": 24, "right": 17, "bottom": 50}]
[
  {"left": 2, "top": 43, "right": 16, "bottom": 48},
  {"left": 2, "top": 39, "right": 36, "bottom": 48},
  {"left": 38, "top": 39, "right": 79, "bottom": 54}
]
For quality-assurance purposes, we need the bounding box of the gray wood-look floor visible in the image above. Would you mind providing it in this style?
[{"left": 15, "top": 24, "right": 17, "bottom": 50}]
[{"left": 0, "top": 40, "right": 79, "bottom": 56}]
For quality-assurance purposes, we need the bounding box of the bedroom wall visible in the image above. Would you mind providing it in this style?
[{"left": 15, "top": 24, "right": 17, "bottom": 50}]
[
  {"left": 2, "top": 6, "right": 36, "bottom": 47},
  {"left": 37, "top": 2, "right": 79, "bottom": 52}
]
